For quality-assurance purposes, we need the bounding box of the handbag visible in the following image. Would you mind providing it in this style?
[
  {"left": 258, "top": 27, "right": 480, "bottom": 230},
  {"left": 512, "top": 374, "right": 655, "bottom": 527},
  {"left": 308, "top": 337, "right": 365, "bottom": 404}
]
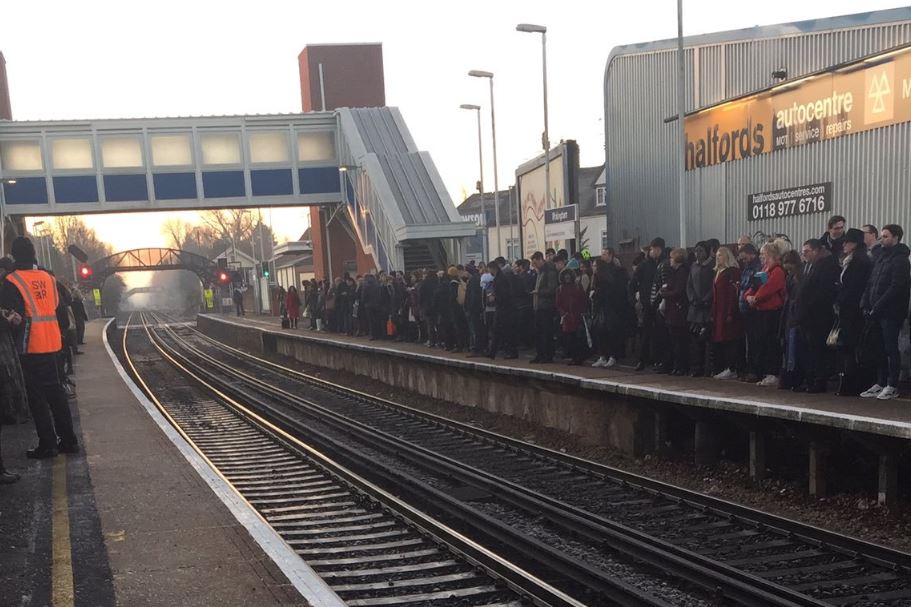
[{"left": 826, "top": 318, "right": 841, "bottom": 348}]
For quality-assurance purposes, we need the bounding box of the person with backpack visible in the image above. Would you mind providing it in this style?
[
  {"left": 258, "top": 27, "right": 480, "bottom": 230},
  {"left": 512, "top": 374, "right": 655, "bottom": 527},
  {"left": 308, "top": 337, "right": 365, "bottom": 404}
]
[
  {"left": 530, "top": 251, "right": 558, "bottom": 363},
  {"left": 447, "top": 267, "right": 468, "bottom": 352},
  {"left": 487, "top": 260, "right": 517, "bottom": 359}
]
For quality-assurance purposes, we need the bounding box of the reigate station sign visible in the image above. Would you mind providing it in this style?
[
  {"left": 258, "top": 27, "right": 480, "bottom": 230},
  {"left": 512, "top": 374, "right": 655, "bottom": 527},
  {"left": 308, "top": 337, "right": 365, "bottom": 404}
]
[{"left": 684, "top": 44, "right": 911, "bottom": 170}]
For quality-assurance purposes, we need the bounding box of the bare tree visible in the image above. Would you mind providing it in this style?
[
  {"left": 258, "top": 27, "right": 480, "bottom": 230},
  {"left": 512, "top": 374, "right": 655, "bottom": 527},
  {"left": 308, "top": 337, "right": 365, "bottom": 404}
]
[{"left": 161, "top": 218, "right": 191, "bottom": 249}]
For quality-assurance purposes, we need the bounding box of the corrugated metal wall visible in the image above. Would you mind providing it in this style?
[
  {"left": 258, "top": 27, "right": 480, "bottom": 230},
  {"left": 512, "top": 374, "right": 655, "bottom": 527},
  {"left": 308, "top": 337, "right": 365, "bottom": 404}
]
[{"left": 604, "top": 14, "right": 911, "bottom": 248}]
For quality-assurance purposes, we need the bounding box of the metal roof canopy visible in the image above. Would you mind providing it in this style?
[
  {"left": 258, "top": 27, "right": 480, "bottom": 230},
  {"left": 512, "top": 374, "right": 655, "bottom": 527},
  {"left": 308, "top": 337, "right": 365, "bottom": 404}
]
[{"left": 0, "top": 112, "right": 344, "bottom": 216}]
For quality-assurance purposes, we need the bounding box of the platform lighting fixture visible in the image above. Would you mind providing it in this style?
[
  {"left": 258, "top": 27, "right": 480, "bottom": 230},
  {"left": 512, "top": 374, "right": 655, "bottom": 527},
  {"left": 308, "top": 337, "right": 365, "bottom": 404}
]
[
  {"left": 468, "top": 70, "right": 502, "bottom": 258},
  {"left": 5, "top": 179, "right": 15, "bottom": 185},
  {"left": 460, "top": 103, "right": 488, "bottom": 261},
  {"left": 516, "top": 22, "right": 552, "bottom": 225}
]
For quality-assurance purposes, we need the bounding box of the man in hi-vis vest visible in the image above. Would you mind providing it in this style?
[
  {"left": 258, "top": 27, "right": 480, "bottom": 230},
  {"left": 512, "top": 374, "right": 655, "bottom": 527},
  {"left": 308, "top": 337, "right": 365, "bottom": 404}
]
[{"left": 1, "top": 237, "right": 77, "bottom": 458}]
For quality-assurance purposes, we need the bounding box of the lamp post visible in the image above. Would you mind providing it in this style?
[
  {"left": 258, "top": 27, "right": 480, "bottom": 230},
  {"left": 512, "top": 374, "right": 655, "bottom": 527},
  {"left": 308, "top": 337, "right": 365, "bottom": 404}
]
[
  {"left": 257, "top": 210, "right": 269, "bottom": 314},
  {"left": 460, "top": 104, "right": 488, "bottom": 261},
  {"left": 517, "top": 22, "right": 551, "bottom": 242},
  {"left": 33, "top": 220, "right": 51, "bottom": 270},
  {"left": 675, "top": 0, "right": 687, "bottom": 248},
  {"left": 468, "top": 70, "right": 502, "bottom": 259}
]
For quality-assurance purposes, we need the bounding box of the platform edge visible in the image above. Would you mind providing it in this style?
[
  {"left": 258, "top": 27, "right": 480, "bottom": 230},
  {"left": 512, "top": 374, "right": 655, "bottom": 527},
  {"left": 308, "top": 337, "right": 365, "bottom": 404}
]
[{"left": 102, "top": 318, "right": 346, "bottom": 607}]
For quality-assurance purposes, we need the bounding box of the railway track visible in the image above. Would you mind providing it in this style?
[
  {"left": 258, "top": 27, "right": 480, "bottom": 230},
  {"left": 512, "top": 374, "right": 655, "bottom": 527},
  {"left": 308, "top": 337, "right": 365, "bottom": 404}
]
[
  {"left": 146, "top": 312, "right": 911, "bottom": 607},
  {"left": 122, "top": 313, "right": 669, "bottom": 607}
]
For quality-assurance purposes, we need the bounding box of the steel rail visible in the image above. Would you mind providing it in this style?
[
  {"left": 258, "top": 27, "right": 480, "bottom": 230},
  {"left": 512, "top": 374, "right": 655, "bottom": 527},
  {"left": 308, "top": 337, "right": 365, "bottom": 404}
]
[
  {"left": 176, "top": 315, "right": 911, "bottom": 574},
  {"left": 127, "top": 313, "right": 625, "bottom": 607},
  {"left": 147, "top": 315, "right": 857, "bottom": 607}
]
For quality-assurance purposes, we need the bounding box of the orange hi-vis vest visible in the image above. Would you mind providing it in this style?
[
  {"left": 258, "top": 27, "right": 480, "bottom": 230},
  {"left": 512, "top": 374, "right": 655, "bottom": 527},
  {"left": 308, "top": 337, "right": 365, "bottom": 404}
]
[{"left": 6, "top": 269, "right": 63, "bottom": 354}]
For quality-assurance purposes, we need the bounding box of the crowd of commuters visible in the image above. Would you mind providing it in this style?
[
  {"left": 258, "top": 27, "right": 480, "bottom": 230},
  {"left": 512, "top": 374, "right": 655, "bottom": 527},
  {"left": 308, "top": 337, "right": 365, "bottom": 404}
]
[
  {"left": 0, "top": 237, "right": 88, "bottom": 485},
  {"left": 279, "top": 215, "right": 911, "bottom": 401}
]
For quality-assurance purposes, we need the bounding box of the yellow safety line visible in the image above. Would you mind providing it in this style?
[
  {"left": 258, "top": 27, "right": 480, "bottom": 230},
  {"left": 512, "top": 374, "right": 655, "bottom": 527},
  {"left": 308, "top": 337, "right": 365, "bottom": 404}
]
[{"left": 51, "top": 455, "right": 74, "bottom": 607}]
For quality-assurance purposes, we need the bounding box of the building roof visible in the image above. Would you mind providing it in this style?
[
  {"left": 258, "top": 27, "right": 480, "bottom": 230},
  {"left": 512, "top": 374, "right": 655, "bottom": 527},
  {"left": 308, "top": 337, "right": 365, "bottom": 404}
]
[
  {"left": 457, "top": 190, "right": 516, "bottom": 227},
  {"left": 274, "top": 253, "right": 313, "bottom": 270},
  {"left": 606, "top": 8, "right": 911, "bottom": 60}
]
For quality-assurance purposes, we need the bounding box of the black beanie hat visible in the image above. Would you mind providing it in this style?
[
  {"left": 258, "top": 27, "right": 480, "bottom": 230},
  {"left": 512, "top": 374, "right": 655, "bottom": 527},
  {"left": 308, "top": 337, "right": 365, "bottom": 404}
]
[{"left": 10, "top": 236, "right": 37, "bottom": 265}]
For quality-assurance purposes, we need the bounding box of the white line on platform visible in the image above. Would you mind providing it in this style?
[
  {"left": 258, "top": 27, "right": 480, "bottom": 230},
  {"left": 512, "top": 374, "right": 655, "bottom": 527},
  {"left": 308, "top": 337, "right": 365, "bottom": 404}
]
[{"left": 102, "top": 318, "right": 346, "bottom": 607}]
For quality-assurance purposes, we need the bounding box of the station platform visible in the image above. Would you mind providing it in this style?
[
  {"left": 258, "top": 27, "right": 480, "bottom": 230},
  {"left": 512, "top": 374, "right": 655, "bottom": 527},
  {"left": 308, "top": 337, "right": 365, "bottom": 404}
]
[
  {"left": 0, "top": 319, "right": 326, "bottom": 606},
  {"left": 199, "top": 313, "right": 911, "bottom": 503},
  {"left": 202, "top": 313, "right": 911, "bottom": 440}
]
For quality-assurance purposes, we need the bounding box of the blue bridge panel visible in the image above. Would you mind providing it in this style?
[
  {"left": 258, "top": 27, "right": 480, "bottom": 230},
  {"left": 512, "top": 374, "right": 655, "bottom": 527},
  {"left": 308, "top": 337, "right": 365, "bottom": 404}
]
[
  {"left": 3, "top": 177, "right": 48, "bottom": 205},
  {"left": 153, "top": 173, "right": 197, "bottom": 200},
  {"left": 299, "top": 167, "right": 340, "bottom": 194},
  {"left": 53, "top": 176, "right": 99, "bottom": 203},
  {"left": 202, "top": 171, "right": 245, "bottom": 198},
  {"left": 103, "top": 174, "right": 148, "bottom": 202},
  {"left": 251, "top": 169, "right": 293, "bottom": 196}
]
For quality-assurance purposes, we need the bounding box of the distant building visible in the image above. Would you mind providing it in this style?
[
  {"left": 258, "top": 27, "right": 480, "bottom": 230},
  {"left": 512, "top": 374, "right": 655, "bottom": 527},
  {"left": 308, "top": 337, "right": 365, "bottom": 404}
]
[
  {"left": 457, "top": 163, "right": 606, "bottom": 261},
  {"left": 273, "top": 233, "right": 314, "bottom": 289}
]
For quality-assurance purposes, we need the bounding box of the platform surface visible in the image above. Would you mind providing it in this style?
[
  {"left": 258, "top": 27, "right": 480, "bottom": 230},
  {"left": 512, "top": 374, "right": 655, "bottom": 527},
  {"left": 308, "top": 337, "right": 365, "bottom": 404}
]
[
  {"left": 209, "top": 313, "right": 911, "bottom": 440},
  {"left": 0, "top": 319, "right": 309, "bottom": 607}
]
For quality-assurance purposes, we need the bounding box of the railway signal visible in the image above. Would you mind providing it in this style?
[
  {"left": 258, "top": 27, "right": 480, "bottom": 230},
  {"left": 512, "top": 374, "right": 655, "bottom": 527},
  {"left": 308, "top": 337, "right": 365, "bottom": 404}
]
[{"left": 78, "top": 264, "right": 93, "bottom": 281}]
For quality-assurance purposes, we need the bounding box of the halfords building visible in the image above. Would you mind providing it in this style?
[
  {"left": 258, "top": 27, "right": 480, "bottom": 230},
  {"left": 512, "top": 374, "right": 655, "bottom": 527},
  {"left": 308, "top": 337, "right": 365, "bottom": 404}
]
[{"left": 603, "top": 8, "right": 911, "bottom": 249}]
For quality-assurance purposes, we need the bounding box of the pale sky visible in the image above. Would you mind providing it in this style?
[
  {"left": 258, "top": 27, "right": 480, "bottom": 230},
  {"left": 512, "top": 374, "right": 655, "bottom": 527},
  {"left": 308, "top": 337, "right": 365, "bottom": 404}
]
[{"left": 4, "top": 0, "right": 908, "bottom": 252}]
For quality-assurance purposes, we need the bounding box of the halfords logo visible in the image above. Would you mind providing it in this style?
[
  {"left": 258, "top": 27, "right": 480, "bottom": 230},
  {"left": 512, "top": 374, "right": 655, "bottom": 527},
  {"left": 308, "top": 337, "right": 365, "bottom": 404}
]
[
  {"left": 686, "top": 119, "right": 765, "bottom": 170},
  {"left": 865, "top": 63, "right": 894, "bottom": 124},
  {"left": 683, "top": 43, "right": 911, "bottom": 171}
]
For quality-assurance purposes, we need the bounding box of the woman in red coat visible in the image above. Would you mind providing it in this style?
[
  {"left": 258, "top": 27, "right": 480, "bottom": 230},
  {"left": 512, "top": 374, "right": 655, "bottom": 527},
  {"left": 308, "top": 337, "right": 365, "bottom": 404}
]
[
  {"left": 710, "top": 246, "right": 742, "bottom": 379},
  {"left": 743, "top": 243, "right": 787, "bottom": 386},
  {"left": 556, "top": 269, "right": 589, "bottom": 365},
  {"left": 285, "top": 286, "right": 302, "bottom": 328}
]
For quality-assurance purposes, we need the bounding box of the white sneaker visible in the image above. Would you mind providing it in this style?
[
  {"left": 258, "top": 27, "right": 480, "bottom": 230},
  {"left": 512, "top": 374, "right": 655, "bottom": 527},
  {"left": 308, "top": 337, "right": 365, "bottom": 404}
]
[
  {"left": 591, "top": 357, "right": 608, "bottom": 368},
  {"left": 757, "top": 374, "right": 778, "bottom": 387},
  {"left": 860, "top": 384, "right": 884, "bottom": 398},
  {"left": 877, "top": 386, "right": 900, "bottom": 400},
  {"left": 713, "top": 368, "right": 737, "bottom": 380},
  {"left": 605, "top": 356, "right": 617, "bottom": 368}
]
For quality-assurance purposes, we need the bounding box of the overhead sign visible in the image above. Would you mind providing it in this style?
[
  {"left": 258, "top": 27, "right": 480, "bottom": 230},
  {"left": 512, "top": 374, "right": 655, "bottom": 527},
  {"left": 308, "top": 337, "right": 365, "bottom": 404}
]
[
  {"left": 748, "top": 182, "right": 832, "bottom": 222},
  {"left": 544, "top": 204, "right": 578, "bottom": 240},
  {"left": 685, "top": 44, "right": 911, "bottom": 171}
]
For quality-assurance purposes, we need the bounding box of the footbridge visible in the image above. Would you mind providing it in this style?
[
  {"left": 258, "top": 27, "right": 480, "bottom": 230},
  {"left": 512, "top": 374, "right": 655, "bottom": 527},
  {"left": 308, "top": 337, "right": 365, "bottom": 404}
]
[
  {"left": 79, "top": 248, "right": 219, "bottom": 289},
  {"left": 0, "top": 109, "right": 476, "bottom": 273}
]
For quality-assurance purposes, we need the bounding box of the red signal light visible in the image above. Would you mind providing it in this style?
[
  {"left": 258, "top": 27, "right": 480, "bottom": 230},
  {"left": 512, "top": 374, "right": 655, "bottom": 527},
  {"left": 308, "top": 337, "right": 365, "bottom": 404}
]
[
  {"left": 217, "top": 271, "right": 230, "bottom": 284},
  {"left": 78, "top": 264, "right": 93, "bottom": 280}
]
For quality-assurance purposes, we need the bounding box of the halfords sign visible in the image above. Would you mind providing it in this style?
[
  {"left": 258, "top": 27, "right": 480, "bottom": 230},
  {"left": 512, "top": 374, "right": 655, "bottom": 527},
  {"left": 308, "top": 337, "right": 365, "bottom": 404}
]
[{"left": 685, "top": 44, "right": 911, "bottom": 171}]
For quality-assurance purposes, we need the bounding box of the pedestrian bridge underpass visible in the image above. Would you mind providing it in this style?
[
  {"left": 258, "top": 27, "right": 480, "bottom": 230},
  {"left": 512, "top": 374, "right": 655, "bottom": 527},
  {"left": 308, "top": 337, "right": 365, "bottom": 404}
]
[{"left": 0, "top": 108, "right": 475, "bottom": 272}]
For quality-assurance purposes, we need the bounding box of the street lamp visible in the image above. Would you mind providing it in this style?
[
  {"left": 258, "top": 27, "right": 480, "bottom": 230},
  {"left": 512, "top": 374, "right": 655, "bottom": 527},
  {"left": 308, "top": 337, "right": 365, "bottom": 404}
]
[
  {"left": 460, "top": 103, "right": 488, "bottom": 261},
  {"left": 33, "top": 220, "right": 52, "bottom": 270},
  {"left": 675, "top": 0, "right": 687, "bottom": 247},
  {"left": 468, "top": 70, "right": 503, "bottom": 259},
  {"left": 516, "top": 22, "right": 552, "bottom": 229}
]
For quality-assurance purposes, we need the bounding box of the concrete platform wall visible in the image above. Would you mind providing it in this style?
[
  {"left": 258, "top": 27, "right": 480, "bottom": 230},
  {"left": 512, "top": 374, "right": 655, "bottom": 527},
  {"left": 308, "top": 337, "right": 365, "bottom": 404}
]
[{"left": 197, "top": 315, "right": 648, "bottom": 454}]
